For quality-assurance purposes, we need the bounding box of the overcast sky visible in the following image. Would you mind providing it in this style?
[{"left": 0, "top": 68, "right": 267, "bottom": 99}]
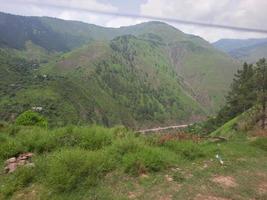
[{"left": 0, "top": 0, "right": 267, "bottom": 42}]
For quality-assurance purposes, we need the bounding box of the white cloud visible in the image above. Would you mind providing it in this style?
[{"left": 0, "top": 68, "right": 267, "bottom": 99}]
[
  {"left": 140, "top": 0, "right": 267, "bottom": 41},
  {"left": 0, "top": 0, "right": 266, "bottom": 41},
  {"left": 0, "top": 0, "right": 117, "bottom": 25},
  {"left": 105, "top": 17, "right": 147, "bottom": 28}
]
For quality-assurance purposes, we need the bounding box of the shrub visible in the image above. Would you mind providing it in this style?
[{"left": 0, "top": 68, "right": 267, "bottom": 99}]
[
  {"left": 16, "top": 127, "right": 57, "bottom": 153},
  {"left": 0, "top": 121, "right": 8, "bottom": 132},
  {"left": 52, "top": 126, "right": 113, "bottom": 150},
  {"left": 15, "top": 111, "right": 48, "bottom": 128},
  {"left": 0, "top": 166, "right": 36, "bottom": 197},
  {"left": 0, "top": 138, "right": 25, "bottom": 160},
  {"left": 6, "top": 125, "right": 21, "bottom": 136},
  {"left": 38, "top": 148, "right": 114, "bottom": 192},
  {"left": 76, "top": 126, "right": 113, "bottom": 150},
  {"left": 110, "top": 125, "right": 129, "bottom": 138},
  {"left": 0, "top": 126, "right": 116, "bottom": 157},
  {"left": 122, "top": 146, "right": 177, "bottom": 175},
  {"left": 164, "top": 141, "right": 205, "bottom": 160},
  {"left": 106, "top": 136, "right": 145, "bottom": 162}
]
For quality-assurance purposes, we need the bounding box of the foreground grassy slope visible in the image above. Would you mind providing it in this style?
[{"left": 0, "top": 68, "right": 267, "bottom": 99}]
[
  {"left": 210, "top": 107, "right": 262, "bottom": 138},
  {"left": 0, "top": 124, "right": 266, "bottom": 200}
]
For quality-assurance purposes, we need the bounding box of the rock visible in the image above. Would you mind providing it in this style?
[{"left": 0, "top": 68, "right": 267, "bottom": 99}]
[
  {"left": 171, "top": 167, "right": 182, "bottom": 172},
  {"left": 128, "top": 192, "right": 136, "bottom": 199},
  {"left": 8, "top": 163, "right": 17, "bottom": 173},
  {"left": 211, "top": 176, "right": 237, "bottom": 188},
  {"left": 165, "top": 175, "right": 173, "bottom": 182},
  {"left": 4, "top": 152, "right": 34, "bottom": 173},
  {"left": 5, "top": 157, "right": 16, "bottom": 164},
  {"left": 17, "top": 159, "right": 27, "bottom": 166},
  {"left": 18, "top": 152, "right": 34, "bottom": 160},
  {"left": 140, "top": 173, "right": 149, "bottom": 178}
]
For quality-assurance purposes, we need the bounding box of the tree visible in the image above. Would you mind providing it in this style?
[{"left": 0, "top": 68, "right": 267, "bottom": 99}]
[
  {"left": 199, "top": 58, "right": 267, "bottom": 134},
  {"left": 255, "top": 58, "right": 267, "bottom": 129},
  {"left": 218, "top": 62, "right": 256, "bottom": 123},
  {"left": 15, "top": 110, "right": 48, "bottom": 128}
]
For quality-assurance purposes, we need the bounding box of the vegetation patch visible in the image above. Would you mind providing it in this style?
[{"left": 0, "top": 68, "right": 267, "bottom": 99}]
[
  {"left": 122, "top": 146, "right": 177, "bottom": 175},
  {"left": 211, "top": 176, "right": 237, "bottom": 188},
  {"left": 37, "top": 148, "right": 114, "bottom": 193},
  {"left": 15, "top": 111, "right": 48, "bottom": 128},
  {"left": 250, "top": 137, "right": 267, "bottom": 151}
]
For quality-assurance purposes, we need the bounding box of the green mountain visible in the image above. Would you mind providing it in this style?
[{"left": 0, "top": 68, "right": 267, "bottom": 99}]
[
  {"left": 0, "top": 12, "right": 240, "bottom": 128},
  {"left": 1, "top": 36, "right": 205, "bottom": 128},
  {"left": 213, "top": 38, "right": 267, "bottom": 63}
]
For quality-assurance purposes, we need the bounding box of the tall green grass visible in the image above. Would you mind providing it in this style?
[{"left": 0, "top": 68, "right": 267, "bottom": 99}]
[
  {"left": 1, "top": 124, "right": 265, "bottom": 199},
  {"left": 37, "top": 148, "right": 114, "bottom": 192}
]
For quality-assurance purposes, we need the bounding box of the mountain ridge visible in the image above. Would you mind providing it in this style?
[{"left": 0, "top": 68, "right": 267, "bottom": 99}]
[
  {"left": 0, "top": 12, "right": 240, "bottom": 127},
  {"left": 213, "top": 38, "right": 267, "bottom": 62}
]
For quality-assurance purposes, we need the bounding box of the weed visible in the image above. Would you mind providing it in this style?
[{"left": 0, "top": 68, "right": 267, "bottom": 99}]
[
  {"left": 251, "top": 137, "right": 267, "bottom": 151},
  {"left": 37, "top": 148, "right": 114, "bottom": 193},
  {"left": 122, "top": 146, "right": 177, "bottom": 175},
  {"left": 0, "top": 166, "right": 36, "bottom": 198}
]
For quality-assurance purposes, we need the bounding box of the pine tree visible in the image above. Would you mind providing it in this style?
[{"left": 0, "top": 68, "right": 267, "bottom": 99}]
[
  {"left": 204, "top": 58, "right": 267, "bottom": 133},
  {"left": 220, "top": 62, "right": 256, "bottom": 122},
  {"left": 255, "top": 58, "right": 267, "bottom": 129}
]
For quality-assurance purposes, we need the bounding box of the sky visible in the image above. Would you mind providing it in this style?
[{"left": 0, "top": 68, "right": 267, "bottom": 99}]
[{"left": 0, "top": 0, "right": 267, "bottom": 42}]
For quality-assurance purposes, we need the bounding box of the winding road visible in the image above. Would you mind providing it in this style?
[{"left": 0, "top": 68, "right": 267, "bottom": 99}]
[{"left": 137, "top": 124, "right": 190, "bottom": 133}]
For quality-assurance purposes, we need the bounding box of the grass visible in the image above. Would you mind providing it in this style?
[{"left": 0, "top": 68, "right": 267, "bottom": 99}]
[
  {"left": 210, "top": 116, "right": 239, "bottom": 138},
  {"left": 251, "top": 137, "right": 267, "bottom": 151},
  {"left": 37, "top": 148, "right": 114, "bottom": 192},
  {"left": 0, "top": 124, "right": 267, "bottom": 199},
  {"left": 210, "top": 107, "right": 261, "bottom": 138},
  {"left": 122, "top": 146, "right": 177, "bottom": 175}
]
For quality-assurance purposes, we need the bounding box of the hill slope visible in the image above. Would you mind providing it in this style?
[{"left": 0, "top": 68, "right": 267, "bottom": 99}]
[
  {"left": 0, "top": 36, "right": 206, "bottom": 128},
  {"left": 0, "top": 12, "right": 240, "bottom": 127},
  {"left": 0, "top": 124, "right": 267, "bottom": 200},
  {"left": 213, "top": 38, "right": 267, "bottom": 63}
]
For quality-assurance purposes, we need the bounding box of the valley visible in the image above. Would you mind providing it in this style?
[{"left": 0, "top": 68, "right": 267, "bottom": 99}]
[
  {"left": 0, "top": 9, "right": 266, "bottom": 200},
  {"left": 0, "top": 12, "right": 240, "bottom": 128}
]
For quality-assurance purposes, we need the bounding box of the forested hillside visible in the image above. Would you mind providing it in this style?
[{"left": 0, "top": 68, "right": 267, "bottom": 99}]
[{"left": 0, "top": 12, "right": 240, "bottom": 128}]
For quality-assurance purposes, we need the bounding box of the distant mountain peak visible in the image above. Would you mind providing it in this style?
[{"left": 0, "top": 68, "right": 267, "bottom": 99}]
[{"left": 213, "top": 38, "right": 267, "bottom": 62}]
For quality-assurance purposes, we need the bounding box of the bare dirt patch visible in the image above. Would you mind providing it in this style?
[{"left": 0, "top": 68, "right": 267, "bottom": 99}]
[
  {"left": 127, "top": 187, "right": 145, "bottom": 199},
  {"left": 194, "top": 194, "right": 231, "bottom": 200},
  {"left": 211, "top": 176, "right": 237, "bottom": 188},
  {"left": 258, "top": 182, "right": 267, "bottom": 195},
  {"left": 158, "top": 194, "right": 173, "bottom": 200},
  {"left": 251, "top": 129, "right": 267, "bottom": 137},
  {"left": 255, "top": 172, "right": 267, "bottom": 179}
]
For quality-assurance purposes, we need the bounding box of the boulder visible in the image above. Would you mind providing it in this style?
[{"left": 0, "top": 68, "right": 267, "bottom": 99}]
[
  {"left": 5, "top": 157, "right": 16, "bottom": 164},
  {"left": 4, "top": 152, "right": 34, "bottom": 173}
]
